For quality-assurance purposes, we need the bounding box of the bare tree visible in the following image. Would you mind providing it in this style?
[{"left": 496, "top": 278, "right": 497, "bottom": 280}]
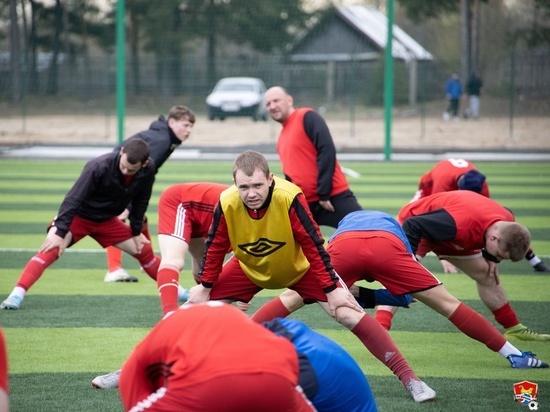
[
  {"left": 460, "top": 0, "right": 471, "bottom": 81},
  {"left": 471, "top": 0, "right": 480, "bottom": 69},
  {"left": 9, "top": 0, "right": 21, "bottom": 102},
  {"left": 46, "top": 0, "right": 62, "bottom": 95},
  {"left": 128, "top": 0, "right": 142, "bottom": 95}
]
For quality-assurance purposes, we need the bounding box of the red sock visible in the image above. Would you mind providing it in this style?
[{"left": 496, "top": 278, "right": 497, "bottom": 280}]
[
  {"left": 157, "top": 267, "right": 180, "bottom": 315},
  {"left": 351, "top": 315, "right": 418, "bottom": 387},
  {"left": 449, "top": 303, "right": 506, "bottom": 351},
  {"left": 492, "top": 302, "right": 520, "bottom": 329},
  {"left": 105, "top": 246, "right": 123, "bottom": 272},
  {"left": 251, "top": 297, "right": 291, "bottom": 323},
  {"left": 133, "top": 244, "right": 160, "bottom": 280},
  {"left": 16, "top": 249, "right": 60, "bottom": 290},
  {"left": 375, "top": 309, "right": 394, "bottom": 331}
]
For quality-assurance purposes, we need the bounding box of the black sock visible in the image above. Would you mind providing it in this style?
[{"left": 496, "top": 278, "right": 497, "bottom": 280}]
[{"left": 356, "top": 287, "right": 376, "bottom": 309}]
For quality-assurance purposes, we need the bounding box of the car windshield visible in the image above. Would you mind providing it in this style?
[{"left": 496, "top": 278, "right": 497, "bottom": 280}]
[{"left": 216, "top": 83, "right": 255, "bottom": 92}]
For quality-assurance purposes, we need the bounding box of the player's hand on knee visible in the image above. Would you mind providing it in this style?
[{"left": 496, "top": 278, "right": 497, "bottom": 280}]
[
  {"left": 326, "top": 288, "right": 362, "bottom": 318},
  {"left": 39, "top": 228, "right": 65, "bottom": 256},
  {"left": 132, "top": 234, "right": 150, "bottom": 254}
]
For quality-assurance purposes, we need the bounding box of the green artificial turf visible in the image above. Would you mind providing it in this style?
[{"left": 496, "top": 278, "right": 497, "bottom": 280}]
[{"left": 0, "top": 158, "right": 549, "bottom": 411}]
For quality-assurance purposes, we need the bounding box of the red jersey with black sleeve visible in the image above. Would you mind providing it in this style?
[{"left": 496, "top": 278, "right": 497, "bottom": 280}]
[
  {"left": 277, "top": 108, "right": 349, "bottom": 202},
  {"left": 415, "top": 158, "right": 490, "bottom": 199},
  {"left": 200, "top": 177, "right": 338, "bottom": 292},
  {"left": 398, "top": 191, "right": 515, "bottom": 255},
  {"left": 119, "top": 303, "right": 299, "bottom": 411},
  {"left": 53, "top": 151, "right": 156, "bottom": 238}
]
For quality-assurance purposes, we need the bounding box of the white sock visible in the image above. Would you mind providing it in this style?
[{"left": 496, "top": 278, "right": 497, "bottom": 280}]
[
  {"left": 498, "top": 341, "right": 522, "bottom": 358},
  {"left": 528, "top": 256, "right": 542, "bottom": 266},
  {"left": 11, "top": 286, "right": 26, "bottom": 299}
]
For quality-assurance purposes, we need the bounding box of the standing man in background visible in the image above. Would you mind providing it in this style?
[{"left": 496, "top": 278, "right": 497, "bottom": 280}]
[
  {"left": 464, "top": 69, "right": 483, "bottom": 119},
  {"left": 264, "top": 86, "right": 362, "bottom": 228},
  {"left": 443, "top": 72, "right": 463, "bottom": 121},
  {"left": 104, "top": 105, "right": 196, "bottom": 282}
]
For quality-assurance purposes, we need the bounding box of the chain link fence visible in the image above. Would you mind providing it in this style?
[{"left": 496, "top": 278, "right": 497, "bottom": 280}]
[{"left": 1, "top": 48, "right": 549, "bottom": 146}]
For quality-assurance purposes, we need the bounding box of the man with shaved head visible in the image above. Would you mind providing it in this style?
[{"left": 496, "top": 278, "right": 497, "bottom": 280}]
[{"left": 265, "top": 87, "right": 362, "bottom": 228}]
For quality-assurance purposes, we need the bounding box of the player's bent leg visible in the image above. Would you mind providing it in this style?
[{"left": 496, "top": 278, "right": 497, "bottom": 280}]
[
  {"left": 115, "top": 239, "right": 160, "bottom": 281},
  {"left": 279, "top": 289, "right": 307, "bottom": 312},
  {"left": 318, "top": 303, "right": 436, "bottom": 403},
  {"left": 374, "top": 305, "right": 398, "bottom": 330},
  {"left": 449, "top": 257, "right": 550, "bottom": 341},
  {"left": 251, "top": 295, "right": 293, "bottom": 323},
  {"left": 157, "top": 235, "right": 190, "bottom": 311},
  {"left": 188, "top": 238, "right": 207, "bottom": 284},
  {"left": 157, "top": 264, "right": 182, "bottom": 315},
  {"left": 134, "top": 249, "right": 160, "bottom": 280},
  {"left": 1, "top": 248, "right": 61, "bottom": 310},
  {"left": 418, "top": 290, "right": 508, "bottom": 352},
  {"left": 158, "top": 235, "right": 187, "bottom": 271},
  {"left": 105, "top": 245, "right": 123, "bottom": 272},
  {"left": 448, "top": 256, "right": 508, "bottom": 310},
  {"left": 412, "top": 285, "right": 460, "bottom": 318},
  {"left": 352, "top": 285, "right": 413, "bottom": 308},
  {"left": 104, "top": 246, "right": 136, "bottom": 282}
]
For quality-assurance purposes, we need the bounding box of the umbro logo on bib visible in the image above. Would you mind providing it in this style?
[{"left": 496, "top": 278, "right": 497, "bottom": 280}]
[{"left": 238, "top": 238, "right": 286, "bottom": 257}]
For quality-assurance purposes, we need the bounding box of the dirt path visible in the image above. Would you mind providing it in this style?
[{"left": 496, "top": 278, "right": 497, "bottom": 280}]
[{"left": 1, "top": 114, "right": 549, "bottom": 151}]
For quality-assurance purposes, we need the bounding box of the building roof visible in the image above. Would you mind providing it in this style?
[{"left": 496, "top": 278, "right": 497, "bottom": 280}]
[{"left": 287, "top": 6, "right": 433, "bottom": 62}]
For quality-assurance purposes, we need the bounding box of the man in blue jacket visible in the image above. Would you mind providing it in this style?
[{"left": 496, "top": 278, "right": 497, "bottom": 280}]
[{"left": 444, "top": 72, "right": 463, "bottom": 120}]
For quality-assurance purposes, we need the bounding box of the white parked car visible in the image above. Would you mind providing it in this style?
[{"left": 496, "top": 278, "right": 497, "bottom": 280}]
[{"left": 206, "top": 77, "right": 268, "bottom": 121}]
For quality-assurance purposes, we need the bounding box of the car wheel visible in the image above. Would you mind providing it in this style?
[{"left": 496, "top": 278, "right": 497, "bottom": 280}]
[{"left": 253, "top": 107, "right": 263, "bottom": 122}]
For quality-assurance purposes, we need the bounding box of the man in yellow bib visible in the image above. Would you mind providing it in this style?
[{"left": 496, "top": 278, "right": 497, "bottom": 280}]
[
  {"left": 188, "top": 150, "right": 437, "bottom": 403},
  {"left": 187, "top": 150, "right": 358, "bottom": 315}
]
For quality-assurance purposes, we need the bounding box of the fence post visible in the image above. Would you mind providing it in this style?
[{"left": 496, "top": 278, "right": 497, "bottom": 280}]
[
  {"left": 383, "top": 0, "right": 394, "bottom": 161},
  {"left": 509, "top": 48, "right": 515, "bottom": 140},
  {"left": 116, "top": 0, "right": 126, "bottom": 144}
]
